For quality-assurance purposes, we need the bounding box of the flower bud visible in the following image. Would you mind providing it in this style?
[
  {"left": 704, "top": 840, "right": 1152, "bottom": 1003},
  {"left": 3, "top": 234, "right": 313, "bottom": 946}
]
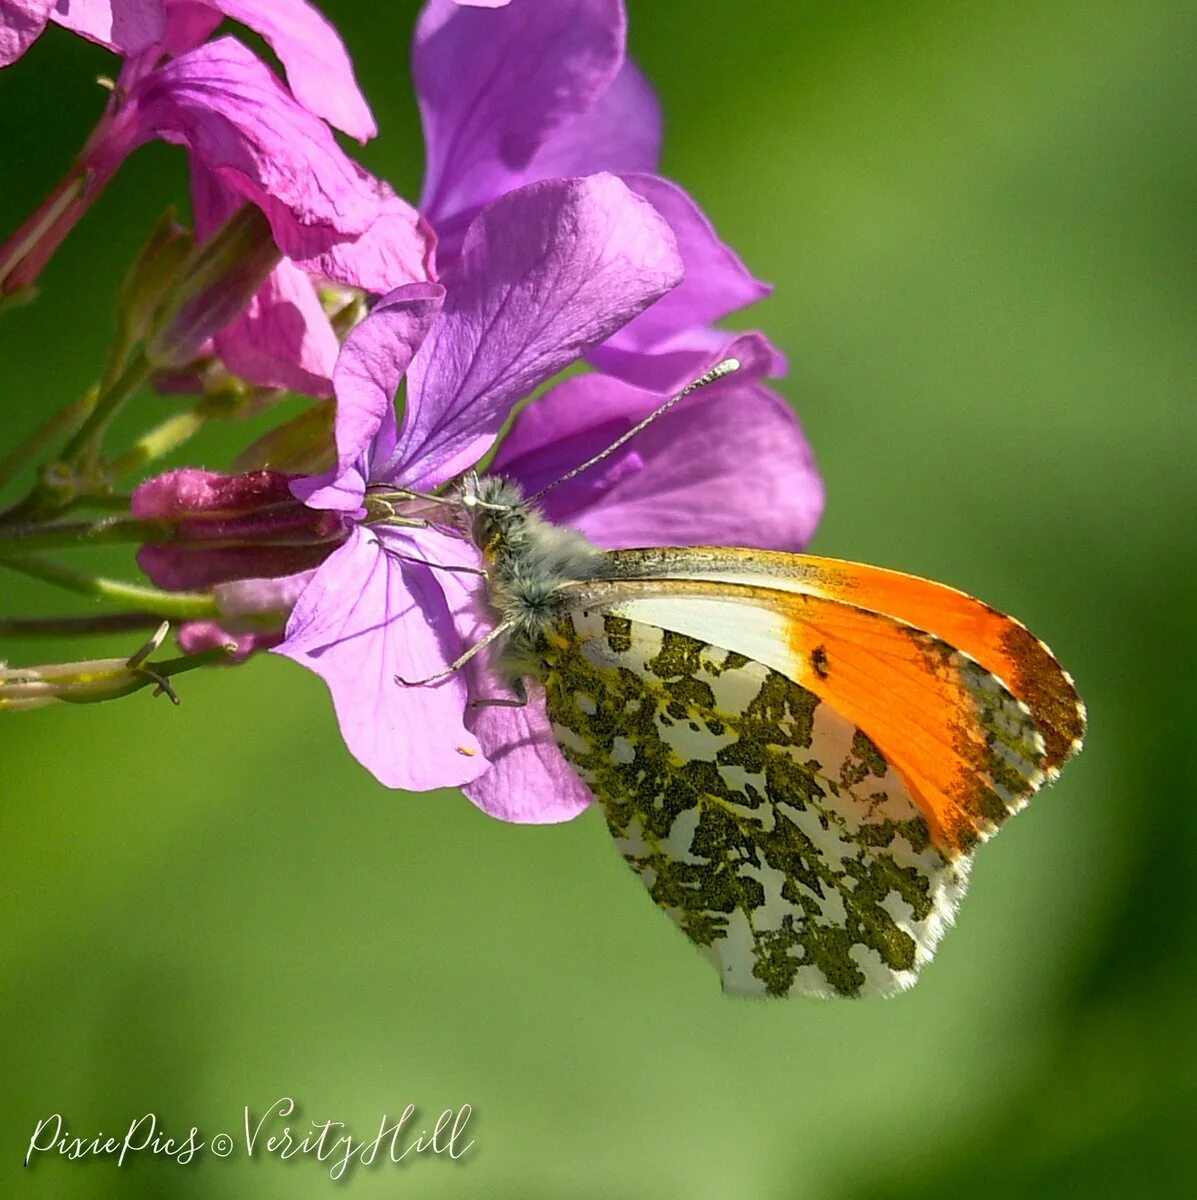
[
  {"left": 132, "top": 468, "right": 347, "bottom": 590},
  {"left": 113, "top": 208, "right": 195, "bottom": 352},
  {"left": 144, "top": 205, "right": 282, "bottom": 370},
  {"left": 172, "top": 569, "right": 316, "bottom": 664}
]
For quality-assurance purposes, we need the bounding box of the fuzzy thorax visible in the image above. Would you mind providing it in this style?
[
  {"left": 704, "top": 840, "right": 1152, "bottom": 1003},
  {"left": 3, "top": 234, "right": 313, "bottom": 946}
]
[{"left": 462, "top": 474, "right": 604, "bottom": 645}]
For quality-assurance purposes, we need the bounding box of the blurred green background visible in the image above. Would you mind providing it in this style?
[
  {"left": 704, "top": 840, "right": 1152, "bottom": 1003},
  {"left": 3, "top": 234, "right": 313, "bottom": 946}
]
[{"left": 1, "top": 1, "right": 1194, "bottom": 1196}]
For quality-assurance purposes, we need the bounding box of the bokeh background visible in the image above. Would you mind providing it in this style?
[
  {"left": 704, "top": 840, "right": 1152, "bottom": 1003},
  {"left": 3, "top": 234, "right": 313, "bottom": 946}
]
[{"left": 2, "top": 2, "right": 1194, "bottom": 1196}]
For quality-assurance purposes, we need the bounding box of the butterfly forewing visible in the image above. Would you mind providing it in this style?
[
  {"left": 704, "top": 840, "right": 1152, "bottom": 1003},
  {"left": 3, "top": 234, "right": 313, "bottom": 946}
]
[
  {"left": 532, "top": 609, "right": 970, "bottom": 998},
  {"left": 597, "top": 547, "right": 1086, "bottom": 776},
  {"left": 564, "top": 564, "right": 1067, "bottom": 855}
]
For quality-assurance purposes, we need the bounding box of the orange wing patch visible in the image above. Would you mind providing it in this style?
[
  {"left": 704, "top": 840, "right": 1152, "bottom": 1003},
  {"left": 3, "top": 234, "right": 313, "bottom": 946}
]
[
  {"left": 580, "top": 548, "right": 1085, "bottom": 860},
  {"left": 792, "top": 557, "right": 1086, "bottom": 776},
  {"left": 767, "top": 591, "right": 1051, "bottom": 855}
]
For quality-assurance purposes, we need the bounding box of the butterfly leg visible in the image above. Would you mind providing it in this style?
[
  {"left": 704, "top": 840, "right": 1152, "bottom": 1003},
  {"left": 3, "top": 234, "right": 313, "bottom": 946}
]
[
  {"left": 395, "top": 622, "right": 513, "bottom": 687},
  {"left": 469, "top": 677, "right": 529, "bottom": 710}
]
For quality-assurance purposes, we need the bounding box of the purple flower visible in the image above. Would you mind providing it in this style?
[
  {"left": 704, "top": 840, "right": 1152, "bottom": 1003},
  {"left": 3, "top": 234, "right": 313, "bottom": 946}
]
[
  {"left": 0, "top": 35, "right": 431, "bottom": 379},
  {"left": 0, "top": 1, "right": 55, "bottom": 67},
  {"left": 3, "top": 0, "right": 375, "bottom": 141},
  {"left": 274, "top": 173, "right": 823, "bottom": 818},
  {"left": 187, "top": 113, "right": 433, "bottom": 397},
  {"left": 414, "top": 0, "right": 775, "bottom": 391},
  {"left": 277, "top": 172, "right": 681, "bottom": 791}
]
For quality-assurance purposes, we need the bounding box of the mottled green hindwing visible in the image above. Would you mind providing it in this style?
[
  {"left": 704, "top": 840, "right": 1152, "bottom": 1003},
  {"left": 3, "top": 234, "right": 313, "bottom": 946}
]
[{"left": 532, "top": 610, "right": 970, "bottom": 998}]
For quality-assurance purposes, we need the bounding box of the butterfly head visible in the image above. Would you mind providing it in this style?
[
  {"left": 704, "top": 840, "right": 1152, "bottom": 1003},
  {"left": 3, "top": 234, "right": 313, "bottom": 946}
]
[
  {"left": 458, "top": 473, "right": 527, "bottom": 561},
  {"left": 457, "top": 473, "right": 603, "bottom": 640}
]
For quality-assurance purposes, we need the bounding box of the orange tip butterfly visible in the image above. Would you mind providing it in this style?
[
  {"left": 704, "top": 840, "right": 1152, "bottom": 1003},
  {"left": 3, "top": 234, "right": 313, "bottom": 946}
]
[{"left": 402, "top": 359, "right": 1086, "bottom": 998}]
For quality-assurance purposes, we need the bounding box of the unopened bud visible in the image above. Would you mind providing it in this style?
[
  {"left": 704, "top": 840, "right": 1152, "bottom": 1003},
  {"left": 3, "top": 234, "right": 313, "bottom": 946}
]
[
  {"left": 131, "top": 468, "right": 348, "bottom": 589},
  {"left": 114, "top": 208, "right": 195, "bottom": 351},
  {"left": 145, "top": 205, "right": 281, "bottom": 370}
]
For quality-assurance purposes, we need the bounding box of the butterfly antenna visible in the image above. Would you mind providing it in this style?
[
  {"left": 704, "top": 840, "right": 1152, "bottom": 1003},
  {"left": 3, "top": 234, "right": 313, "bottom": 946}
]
[{"left": 525, "top": 357, "right": 741, "bottom": 505}]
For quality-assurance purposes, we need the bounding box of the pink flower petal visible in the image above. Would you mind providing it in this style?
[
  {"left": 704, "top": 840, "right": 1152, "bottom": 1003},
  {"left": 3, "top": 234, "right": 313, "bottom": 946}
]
[
  {"left": 177, "top": 621, "right": 281, "bottom": 661},
  {"left": 293, "top": 281, "right": 444, "bottom": 511},
  {"left": 214, "top": 569, "right": 315, "bottom": 620},
  {"left": 416, "top": 0, "right": 625, "bottom": 229},
  {"left": 288, "top": 464, "right": 367, "bottom": 515},
  {"left": 390, "top": 174, "right": 683, "bottom": 490},
  {"left": 276, "top": 526, "right": 488, "bottom": 790},
  {"left": 50, "top": 0, "right": 164, "bottom": 56},
  {"left": 160, "top": 3, "right": 221, "bottom": 56},
  {"left": 213, "top": 258, "right": 341, "bottom": 396},
  {"left": 149, "top": 40, "right": 430, "bottom": 400},
  {"left": 462, "top": 683, "right": 594, "bottom": 823},
  {"left": 191, "top": 161, "right": 432, "bottom": 400},
  {"left": 583, "top": 324, "right": 784, "bottom": 396},
  {"left": 571, "top": 384, "right": 822, "bottom": 551},
  {"left": 429, "top": 58, "right": 661, "bottom": 267},
  {"left": 0, "top": 0, "right": 54, "bottom": 66},
  {"left": 186, "top": 104, "right": 430, "bottom": 294},
  {"left": 292, "top": 186, "right": 435, "bottom": 295},
  {"left": 524, "top": 59, "right": 660, "bottom": 180},
  {"left": 201, "top": 0, "right": 376, "bottom": 141},
  {"left": 496, "top": 334, "right": 824, "bottom": 551},
  {"left": 130, "top": 38, "right": 388, "bottom": 257},
  {"left": 587, "top": 174, "right": 771, "bottom": 391},
  {"left": 490, "top": 331, "right": 775, "bottom": 493}
]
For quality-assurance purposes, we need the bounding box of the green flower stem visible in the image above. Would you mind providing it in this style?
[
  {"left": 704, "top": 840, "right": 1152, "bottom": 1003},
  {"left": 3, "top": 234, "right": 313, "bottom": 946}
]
[
  {"left": 58, "top": 494, "right": 136, "bottom": 515},
  {"left": 0, "top": 555, "right": 219, "bottom": 619},
  {"left": 57, "top": 645, "right": 235, "bottom": 705},
  {"left": 0, "top": 515, "right": 172, "bottom": 553},
  {"left": 56, "top": 351, "right": 151, "bottom": 468},
  {"left": 0, "top": 354, "right": 153, "bottom": 525},
  {"left": 0, "top": 390, "right": 97, "bottom": 500},
  {"left": 106, "top": 408, "right": 208, "bottom": 477},
  {"left": 1, "top": 642, "right": 235, "bottom": 710},
  {"left": 0, "top": 612, "right": 166, "bottom": 636},
  {"left": 104, "top": 389, "right": 242, "bottom": 479}
]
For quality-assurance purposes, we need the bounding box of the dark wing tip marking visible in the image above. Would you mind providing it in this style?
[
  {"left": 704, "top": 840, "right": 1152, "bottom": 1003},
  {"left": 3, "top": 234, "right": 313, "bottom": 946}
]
[{"left": 996, "top": 622, "right": 1086, "bottom": 772}]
